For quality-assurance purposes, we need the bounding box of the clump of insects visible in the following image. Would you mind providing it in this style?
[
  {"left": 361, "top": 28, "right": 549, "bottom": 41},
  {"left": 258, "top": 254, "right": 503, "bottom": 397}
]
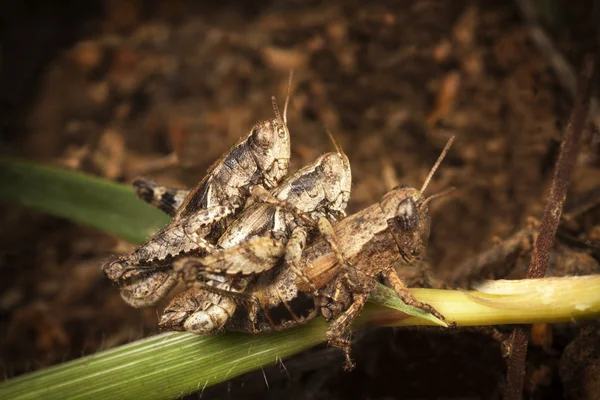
[
  {"left": 102, "top": 71, "right": 454, "bottom": 370},
  {"left": 159, "top": 129, "right": 351, "bottom": 334},
  {"left": 224, "top": 137, "right": 455, "bottom": 369},
  {"left": 102, "top": 73, "right": 294, "bottom": 307}
]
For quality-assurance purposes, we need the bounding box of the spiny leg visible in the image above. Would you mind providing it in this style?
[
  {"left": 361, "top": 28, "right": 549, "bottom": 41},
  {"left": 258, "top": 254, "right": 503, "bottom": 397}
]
[
  {"left": 160, "top": 279, "right": 257, "bottom": 333},
  {"left": 133, "top": 178, "right": 191, "bottom": 216},
  {"left": 318, "top": 276, "right": 353, "bottom": 321},
  {"left": 317, "top": 217, "right": 352, "bottom": 271},
  {"left": 119, "top": 270, "right": 179, "bottom": 308},
  {"left": 116, "top": 203, "right": 227, "bottom": 267},
  {"left": 188, "top": 236, "right": 286, "bottom": 275},
  {"left": 384, "top": 268, "right": 454, "bottom": 327},
  {"left": 326, "top": 292, "right": 369, "bottom": 370},
  {"left": 284, "top": 227, "right": 319, "bottom": 295},
  {"left": 182, "top": 201, "right": 241, "bottom": 249},
  {"left": 316, "top": 217, "right": 368, "bottom": 293},
  {"left": 194, "top": 279, "right": 255, "bottom": 304},
  {"left": 250, "top": 185, "right": 316, "bottom": 227},
  {"left": 194, "top": 279, "right": 264, "bottom": 334}
]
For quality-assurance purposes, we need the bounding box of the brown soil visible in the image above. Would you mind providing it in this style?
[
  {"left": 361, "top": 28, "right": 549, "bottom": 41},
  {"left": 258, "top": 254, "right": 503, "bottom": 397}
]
[{"left": 2, "top": 0, "right": 600, "bottom": 398}]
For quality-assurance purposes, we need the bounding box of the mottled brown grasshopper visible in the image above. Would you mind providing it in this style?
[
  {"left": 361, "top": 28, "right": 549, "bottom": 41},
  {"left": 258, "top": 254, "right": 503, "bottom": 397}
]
[
  {"left": 103, "top": 73, "right": 294, "bottom": 307},
  {"left": 225, "top": 137, "right": 455, "bottom": 370},
  {"left": 158, "top": 130, "right": 352, "bottom": 334}
]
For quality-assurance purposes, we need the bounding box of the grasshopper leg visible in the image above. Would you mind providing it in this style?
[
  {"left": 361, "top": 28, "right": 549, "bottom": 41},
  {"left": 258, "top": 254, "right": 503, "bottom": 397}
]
[
  {"left": 284, "top": 227, "right": 320, "bottom": 295},
  {"left": 316, "top": 217, "right": 364, "bottom": 292},
  {"left": 383, "top": 268, "right": 454, "bottom": 327},
  {"left": 133, "top": 178, "right": 191, "bottom": 216},
  {"left": 119, "top": 269, "right": 179, "bottom": 308},
  {"left": 182, "top": 201, "right": 241, "bottom": 250},
  {"left": 159, "top": 279, "right": 258, "bottom": 334},
  {"left": 187, "top": 236, "right": 286, "bottom": 275},
  {"left": 325, "top": 292, "right": 369, "bottom": 370},
  {"left": 250, "top": 185, "right": 316, "bottom": 227},
  {"left": 316, "top": 217, "right": 347, "bottom": 269}
]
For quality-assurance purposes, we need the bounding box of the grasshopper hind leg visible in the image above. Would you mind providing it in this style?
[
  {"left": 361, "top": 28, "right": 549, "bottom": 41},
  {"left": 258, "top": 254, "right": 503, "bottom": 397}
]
[
  {"left": 133, "top": 178, "right": 190, "bottom": 216},
  {"left": 325, "top": 292, "right": 369, "bottom": 370},
  {"left": 159, "top": 278, "right": 257, "bottom": 334}
]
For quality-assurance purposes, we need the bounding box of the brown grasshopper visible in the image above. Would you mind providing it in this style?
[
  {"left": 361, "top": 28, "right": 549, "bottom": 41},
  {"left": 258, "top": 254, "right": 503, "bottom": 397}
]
[
  {"left": 103, "top": 73, "right": 294, "bottom": 307},
  {"left": 225, "top": 137, "right": 455, "bottom": 370},
  {"left": 158, "top": 131, "right": 352, "bottom": 334}
]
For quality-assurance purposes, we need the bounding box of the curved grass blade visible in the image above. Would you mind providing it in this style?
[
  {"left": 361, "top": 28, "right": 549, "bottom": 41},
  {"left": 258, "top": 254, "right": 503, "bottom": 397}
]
[
  {"left": 0, "top": 157, "right": 170, "bottom": 243},
  {"left": 2, "top": 276, "right": 599, "bottom": 399}
]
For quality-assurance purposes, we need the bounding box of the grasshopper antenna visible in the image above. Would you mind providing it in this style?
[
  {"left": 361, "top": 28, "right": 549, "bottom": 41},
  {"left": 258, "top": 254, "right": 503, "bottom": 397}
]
[
  {"left": 419, "top": 135, "right": 455, "bottom": 195},
  {"left": 325, "top": 126, "right": 350, "bottom": 171},
  {"left": 422, "top": 186, "right": 456, "bottom": 207},
  {"left": 271, "top": 96, "right": 282, "bottom": 124},
  {"left": 283, "top": 70, "right": 294, "bottom": 125},
  {"left": 325, "top": 126, "right": 343, "bottom": 156}
]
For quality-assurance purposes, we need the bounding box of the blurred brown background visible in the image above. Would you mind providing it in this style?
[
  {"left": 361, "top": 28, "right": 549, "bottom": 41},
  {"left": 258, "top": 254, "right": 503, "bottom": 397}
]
[{"left": 1, "top": 0, "right": 600, "bottom": 398}]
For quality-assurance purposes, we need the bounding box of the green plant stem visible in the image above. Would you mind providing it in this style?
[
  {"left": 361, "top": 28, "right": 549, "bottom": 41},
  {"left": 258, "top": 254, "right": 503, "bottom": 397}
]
[{"left": 2, "top": 275, "right": 599, "bottom": 400}]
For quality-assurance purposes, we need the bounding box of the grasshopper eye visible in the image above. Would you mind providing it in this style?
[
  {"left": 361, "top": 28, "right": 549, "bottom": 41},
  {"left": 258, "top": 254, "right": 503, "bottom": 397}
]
[
  {"left": 277, "top": 127, "right": 286, "bottom": 138},
  {"left": 395, "top": 197, "right": 418, "bottom": 231}
]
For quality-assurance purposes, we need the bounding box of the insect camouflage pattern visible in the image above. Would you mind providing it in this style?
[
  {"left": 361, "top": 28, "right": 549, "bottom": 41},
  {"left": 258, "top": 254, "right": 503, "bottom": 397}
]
[
  {"left": 102, "top": 71, "right": 453, "bottom": 370},
  {"left": 158, "top": 130, "right": 351, "bottom": 334},
  {"left": 224, "top": 137, "right": 455, "bottom": 370},
  {"left": 102, "top": 74, "right": 293, "bottom": 307}
]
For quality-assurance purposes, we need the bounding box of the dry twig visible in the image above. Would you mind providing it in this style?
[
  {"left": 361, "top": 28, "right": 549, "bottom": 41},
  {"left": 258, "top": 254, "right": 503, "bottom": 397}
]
[{"left": 503, "top": 57, "right": 597, "bottom": 400}]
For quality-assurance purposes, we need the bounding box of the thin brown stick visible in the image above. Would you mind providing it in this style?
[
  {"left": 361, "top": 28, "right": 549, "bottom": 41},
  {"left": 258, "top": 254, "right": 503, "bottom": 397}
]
[{"left": 503, "top": 57, "right": 597, "bottom": 400}]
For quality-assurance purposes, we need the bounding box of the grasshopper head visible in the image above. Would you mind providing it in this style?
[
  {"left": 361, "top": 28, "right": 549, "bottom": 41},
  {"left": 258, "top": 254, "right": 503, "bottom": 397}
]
[
  {"left": 249, "top": 73, "right": 294, "bottom": 189},
  {"left": 380, "top": 136, "right": 455, "bottom": 263},
  {"left": 319, "top": 151, "right": 352, "bottom": 219},
  {"left": 382, "top": 186, "right": 431, "bottom": 263},
  {"left": 249, "top": 117, "right": 290, "bottom": 188}
]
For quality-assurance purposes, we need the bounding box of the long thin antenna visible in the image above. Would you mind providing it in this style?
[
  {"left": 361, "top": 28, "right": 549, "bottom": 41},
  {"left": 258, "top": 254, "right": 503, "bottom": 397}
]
[
  {"left": 422, "top": 186, "right": 456, "bottom": 207},
  {"left": 271, "top": 96, "right": 282, "bottom": 123},
  {"left": 283, "top": 70, "right": 294, "bottom": 124},
  {"left": 419, "top": 135, "right": 455, "bottom": 194},
  {"left": 324, "top": 126, "right": 343, "bottom": 156}
]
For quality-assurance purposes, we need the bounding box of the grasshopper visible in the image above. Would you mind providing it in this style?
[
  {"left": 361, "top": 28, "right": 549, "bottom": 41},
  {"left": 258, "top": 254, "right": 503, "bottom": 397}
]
[
  {"left": 103, "top": 74, "right": 294, "bottom": 307},
  {"left": 158, "top": 131, "right": 352, "bottom": 334},
  {"left": 225, "top": 137, "right": 455, "bottom": 370}
]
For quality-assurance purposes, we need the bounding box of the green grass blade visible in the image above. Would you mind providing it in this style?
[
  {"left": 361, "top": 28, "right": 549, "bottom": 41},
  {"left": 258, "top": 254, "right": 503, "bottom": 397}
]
[
  {"left": 0, "top": 326, "right": 327, "bottom": 400},
  {"left": 0, "top": 157, "right": 170, "bottom": 244},
  {"left": 1, "top": 275, "right": 599, "bottom": 399}
]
